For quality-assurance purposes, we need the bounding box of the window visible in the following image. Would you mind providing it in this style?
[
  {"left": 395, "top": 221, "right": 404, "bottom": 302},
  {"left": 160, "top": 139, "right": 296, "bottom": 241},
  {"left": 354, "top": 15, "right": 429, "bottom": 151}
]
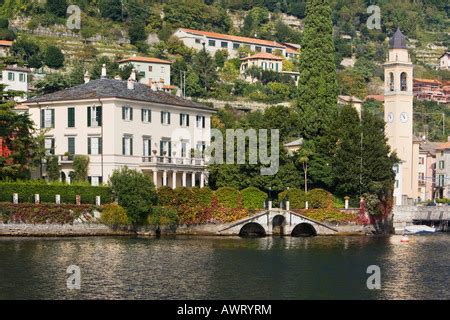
[
  {"left": 161, "top": 67, "right": 165, "bottom": 73},
  {"left": 41, "top": 109, "right": 55, "bottom": 128},
  {"left": 262, "top": 62, "right": 267, "bottom": 70},
  {"left": 196, "top": 115, "right": 205, "bottom": 128},
  {"left": 181, "top": 141, "right": 188, "bottom": 158},
  {"left": 87, "top": 106, "right": 102, "bottom": 127},
  {"left": 195, "top": 38, "right": 201, "bottom": 44},
  {"left": 160, "top": 140, "right": 171, "bottom": 157},
  {"left": 233, "top": 43, "right": 240, "bottom": 50},
  {"left": 438, "top": 175, "right": 445, "bottom": 187},
  {"left": 389, "top": 72, "right": 394, "bottom": 92},
  {"left": 142, "top": 109, "right": 151, "bottom": 123},
  {"left": 400, "top": 72, "right": 407, "bottom": 91},
  {"left": 208, "top": 40, "right": 216, "bottom": 47},
  {"left": 67, "top": 137, "right": 75, "bottom": 155},
  {"left": 19, "top": 73, "right": 26, "bottom": 82},
  {"left": 45, "top": 138, "right": 55, "bottom": 156},
  {"left": 139, "top": 71, "right": 145, "bottom": 78},
  {"left": 143, "top": 137, "right": 151, "bottom": 157},
  {"left": 67, "top": 107, "right": 75, "bottom": 128},
  {"left": 180, "top": 113, "right": 189, "bottom": 127},
  {"left": 161, "top": 111, "right": 171, "bottom": 125},
  {"left": 88, "top": 137, "right": 102, "bottom": 155},
  {"left": 7, "top": 72, "right": 14, "bottom": 81},
  {"left": 221, "top": 41, "right": 228, "bottom": 48},
  {"left": 196, "top": 141, "right": 206, "bottom": 157},
  {"left": 266, "top": 47, "right": 272, "bottom": 53},
  {"left": 419, "top": 172, "right": 424, "bottom": 182},
  {"left": 255, "top": 46, "right": 262, "bottom": 52},
  {"left": 122, "top": 106, "right": 133, "bottom": 121},
  {"left": 269, "top": 63, "right": 273, "bottom": 69},
  {"left": 393, "top": 164, "right": 399, "bottom": 174},
  {"left": 148, "top": 66, "right": 153, "bottom": 72},
  {"left": 122, "top": 136, "right": 133, "bottom": 156},
  {"left": 419, "top": 157, "right": 424, "bottom": 165},
  {"left": 89, "top": 176, "right": 102, "bottom": 186},
  {"left": 439, "top": 160, "right": 445, "bottom": 170},
  {"left": 395, "top": 180, "right": 399, "bottom": 188}
]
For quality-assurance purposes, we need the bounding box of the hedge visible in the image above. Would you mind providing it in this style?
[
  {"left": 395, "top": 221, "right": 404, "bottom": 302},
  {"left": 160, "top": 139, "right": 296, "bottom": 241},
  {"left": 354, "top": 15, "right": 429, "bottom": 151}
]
[
  {"left": 156, "top": 186, "right": 176, "bottom": 206},
  {"left": 215, "top": 187, "right": 241, "bottom": 208},
  {"left": 101, "top": 203, "right": 129, "bottom": 227},
  {"left": 192, "top": 187, "right": 213, "bottom": 206},
  {"left": 147, "top": 206, "right": 179, "bottom": 226},
  {"left": 307, "top": 188, "right": 332, "bottom": 209},
  {"left": 0, "top": 203, "right": 97, "bottom": 224},
  {"left": 241, "top": 186, "right": 266, "bottom": 210},
  {"left": 0, "top": 181, "right": 112, "bottom": 204},
  {"left": 278, "top": 188, "right": 306, "bottom": 209}
]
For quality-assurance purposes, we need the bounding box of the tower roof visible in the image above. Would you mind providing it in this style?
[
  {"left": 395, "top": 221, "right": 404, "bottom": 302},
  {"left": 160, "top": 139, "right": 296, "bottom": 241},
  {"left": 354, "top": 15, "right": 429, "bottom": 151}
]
[{"left": 389, "top": 28, "right": 407, "bottom": 49}]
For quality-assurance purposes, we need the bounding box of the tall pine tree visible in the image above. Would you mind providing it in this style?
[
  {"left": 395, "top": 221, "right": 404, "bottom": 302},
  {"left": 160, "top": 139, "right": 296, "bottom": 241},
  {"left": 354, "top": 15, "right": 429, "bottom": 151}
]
[{"left": 296, "top": 0, "right": 338, "bottom": 140}]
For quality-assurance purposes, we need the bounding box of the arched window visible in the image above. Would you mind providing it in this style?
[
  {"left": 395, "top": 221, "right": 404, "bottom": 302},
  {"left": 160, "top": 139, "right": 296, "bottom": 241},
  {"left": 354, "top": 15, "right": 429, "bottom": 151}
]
[
  {"left": 400, "top": 72, "right": 407, "bottom": 91},
  {"left": 389, "top": 72, "right": 394, "bottom": 92}
]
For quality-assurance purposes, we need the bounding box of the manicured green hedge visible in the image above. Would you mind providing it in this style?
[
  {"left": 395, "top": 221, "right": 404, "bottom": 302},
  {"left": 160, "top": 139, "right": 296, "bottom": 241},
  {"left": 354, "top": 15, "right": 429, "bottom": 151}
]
[
  {"left": 0, "top": 203, "right": 97, "bottom": 224},
  {"left": 0, "top": 181, "right": 112, "bottom": 204},
  {"left": 192, "top": 187, "right": 213, "bottom": 206},
  {"left": 241, "top": 186, "right": 266, "bottom": 209},
  {"left": 307, "top": 188, "right": 332, "bottom": 208},
  {"left": 215, "top": 187, "right": 241, "bottom": 208},
  {"left": 278, "top": 188, "right": 306, "bottom": 209}
]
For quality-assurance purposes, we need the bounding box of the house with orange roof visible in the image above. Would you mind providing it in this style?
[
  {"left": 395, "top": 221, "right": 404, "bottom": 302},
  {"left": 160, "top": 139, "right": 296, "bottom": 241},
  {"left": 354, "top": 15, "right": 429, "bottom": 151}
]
[
  {"left": 118, "top": 55, "right": 173, "bottom": 89},
  {"left": 413, "top": 78, "right": 449, "bottom": 104},
  {"left": 174, "top": 28, "right": 289, "bottom": 59},
  {"left": 0, "top": 40, "right": 13, "bottom": 57}
]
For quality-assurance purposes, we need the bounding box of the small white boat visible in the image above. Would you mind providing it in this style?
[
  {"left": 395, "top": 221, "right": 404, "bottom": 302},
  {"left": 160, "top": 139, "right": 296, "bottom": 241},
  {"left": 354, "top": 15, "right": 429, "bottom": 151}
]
[{"left": 404, "top": 225, "right": 436, "bottom": 234}]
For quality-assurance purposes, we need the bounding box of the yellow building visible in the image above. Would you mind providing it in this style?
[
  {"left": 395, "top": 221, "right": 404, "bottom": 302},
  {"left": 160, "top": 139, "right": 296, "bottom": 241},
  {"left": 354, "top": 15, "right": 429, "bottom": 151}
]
[{"left": 384, "top": 28, "right": 419, "bottom": 205}]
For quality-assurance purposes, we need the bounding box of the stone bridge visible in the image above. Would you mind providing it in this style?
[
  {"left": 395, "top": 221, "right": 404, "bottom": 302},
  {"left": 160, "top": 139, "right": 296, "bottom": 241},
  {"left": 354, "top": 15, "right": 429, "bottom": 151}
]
[{"left": 218, "top": 209, "right": 339, "bottom": 237}]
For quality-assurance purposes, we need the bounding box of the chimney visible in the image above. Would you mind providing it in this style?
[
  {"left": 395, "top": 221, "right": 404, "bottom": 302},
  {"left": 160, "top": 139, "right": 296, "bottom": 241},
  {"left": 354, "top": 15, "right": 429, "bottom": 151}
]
[
  {"left": 127, "top": 69, "right": 136, "bottom": 90},
  {"left": 84, "top": 71, "right": 90, "bottom": 83},
  {"left": 130, "top": 68, "right": 137, "bottom": 81},
  {"left": 101, "top": 64, "right": 107, "bottom": 79}
]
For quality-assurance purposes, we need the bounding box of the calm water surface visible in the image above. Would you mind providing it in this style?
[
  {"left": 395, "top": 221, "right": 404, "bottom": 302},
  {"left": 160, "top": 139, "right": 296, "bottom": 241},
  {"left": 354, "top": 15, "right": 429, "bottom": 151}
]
[{"left": 0, "top": 234, "right": 449, "bottom": 299}]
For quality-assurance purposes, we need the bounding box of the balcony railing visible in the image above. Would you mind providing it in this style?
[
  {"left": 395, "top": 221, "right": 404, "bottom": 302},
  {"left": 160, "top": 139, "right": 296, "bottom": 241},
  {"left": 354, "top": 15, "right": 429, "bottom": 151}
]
[
  {"left": 59, "top": 154, "right": 75, "bottom": 163},
  {"left": 142, "top": 156, "right": 205, "bottom": 166}
]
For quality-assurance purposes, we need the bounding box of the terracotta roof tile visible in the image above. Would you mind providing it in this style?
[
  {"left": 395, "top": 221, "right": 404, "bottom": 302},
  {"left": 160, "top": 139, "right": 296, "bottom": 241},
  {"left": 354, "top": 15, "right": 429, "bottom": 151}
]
[
  {"left": 118, "top": 56, "right": 172, "bottom": 64},
  {"left": 241, "top": 52, "right": 283, "bottom": 61}
]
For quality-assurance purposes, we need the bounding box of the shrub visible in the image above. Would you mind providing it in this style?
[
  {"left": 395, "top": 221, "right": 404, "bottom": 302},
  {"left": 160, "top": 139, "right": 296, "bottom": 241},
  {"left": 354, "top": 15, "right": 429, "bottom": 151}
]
[
  {"left": 215, "top": 187, "right": 240, "bottom": 208},
  {"left": 0, "top": 203, "right": 95, "bottom": 224},
  {"left": 109, "top": 167, "right": 157, "bottom": 224},
  {"left": 44, "top": 45, "right": 65, "bottom": 69},
  {"left": 241, "top": 187, "right": 266, "bottom": 210},
  {"left": 278, "top": 188, "right": 306, "bottom": 209},
  {"left": 173, "top": 187, "right": 194, "bottom": 207},
  {"left": 147, "top": 206, "right": 178, "bottom": 226},
  {"left": 100, "top": 203, "right": 129, "bottom": 227},
  {"left": 192, "top": 187, "right": 213, "bottom": 206},
  {"left": 0, "top": 181, "right": 112, "bottom": 204},
  {"left": 0, "top": 16, "right": 9, "bottom": 29},
  {"left": 72, "top": 155, "right": 89, "bottom": 182},
  {"left": 0, "top": 28, "right": 15, "bottom": 41},
  {"left": 157, "top": 186, "right": 176, "bottom": 206},
  {"left": 307, "top": 188, "right": 332, "bottom": 209}
]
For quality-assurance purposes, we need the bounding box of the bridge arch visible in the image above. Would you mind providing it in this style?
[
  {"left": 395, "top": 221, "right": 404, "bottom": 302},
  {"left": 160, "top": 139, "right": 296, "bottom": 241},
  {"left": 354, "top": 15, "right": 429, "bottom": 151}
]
[
  {"left": 272, "top": 215, "right": 286, "bottom": 235},
  {"left": 291, "top": 223, "right": 317, "bottom": 237},
  {"left": 239, "top": 222, "right": 266, "bottom": 238}
]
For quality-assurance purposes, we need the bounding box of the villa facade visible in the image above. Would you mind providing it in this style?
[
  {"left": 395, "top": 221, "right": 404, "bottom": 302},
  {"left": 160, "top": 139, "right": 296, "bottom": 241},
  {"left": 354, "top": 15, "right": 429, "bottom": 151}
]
[{"left": 118, "top": 56, "right": 172, "bottom": 89}]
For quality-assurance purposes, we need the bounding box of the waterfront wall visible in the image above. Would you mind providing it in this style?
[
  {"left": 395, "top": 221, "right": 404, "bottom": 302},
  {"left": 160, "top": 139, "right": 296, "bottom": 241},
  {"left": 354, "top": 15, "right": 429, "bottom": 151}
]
[
  {"left": 393, "top": 205, "right": 450, "bottom": 233},
  {"left": 0, "top": 223, "right": 133, "bottom": 237}
]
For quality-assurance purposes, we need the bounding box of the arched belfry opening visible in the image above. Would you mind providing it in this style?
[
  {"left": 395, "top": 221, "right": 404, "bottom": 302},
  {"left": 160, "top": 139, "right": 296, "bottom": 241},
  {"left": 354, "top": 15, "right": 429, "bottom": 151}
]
[
  {"left": 389, "top": 72, "right": 395, "bottom": 91},
  {"left": 400, "top": 72, "right": 407, "bottom": 91}
]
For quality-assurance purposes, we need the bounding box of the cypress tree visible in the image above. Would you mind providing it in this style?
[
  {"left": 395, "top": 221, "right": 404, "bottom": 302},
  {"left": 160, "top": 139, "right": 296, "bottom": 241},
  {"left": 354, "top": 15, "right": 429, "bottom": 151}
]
[{"left": 296, "top": 0, "right": 338, "bottom": 140}]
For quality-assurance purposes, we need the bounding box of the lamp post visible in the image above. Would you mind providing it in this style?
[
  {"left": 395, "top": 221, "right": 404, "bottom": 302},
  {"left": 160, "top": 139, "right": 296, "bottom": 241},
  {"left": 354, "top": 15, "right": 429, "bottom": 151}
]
[
  {"left": 285, "top": 187, "right": 290, "bottom": 211},
  {"left": 268, "top": 187, "right": 272, "bottom": 210}
]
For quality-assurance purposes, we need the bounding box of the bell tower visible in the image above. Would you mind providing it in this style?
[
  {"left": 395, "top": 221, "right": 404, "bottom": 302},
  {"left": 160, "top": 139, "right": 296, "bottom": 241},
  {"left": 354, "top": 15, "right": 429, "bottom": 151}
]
[{"left": 384, "top": 28, "right": 414, "bottom": 203}]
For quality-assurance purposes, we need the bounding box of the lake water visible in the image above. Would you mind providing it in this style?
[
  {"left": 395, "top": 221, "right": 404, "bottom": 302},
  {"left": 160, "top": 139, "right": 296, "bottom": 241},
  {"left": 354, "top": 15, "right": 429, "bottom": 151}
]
[{"left": 0, "top": 234, "right": 449, "bottom": 300}]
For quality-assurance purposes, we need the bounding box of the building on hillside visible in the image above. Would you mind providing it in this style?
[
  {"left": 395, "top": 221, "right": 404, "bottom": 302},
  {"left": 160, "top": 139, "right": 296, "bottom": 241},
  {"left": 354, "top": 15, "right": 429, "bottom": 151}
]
[
  {"left": 383, "top": 28, "right": 420, "bottom": 205},
  {"left": 174, "top": 28, "right": 290, "bottom": 59},
  {"left": 435, "top": 140, "right": 450, "bottom": 199},
  {"left": 240, "top": 53, "right": 300, "bottom": 84},
  {"left": 418, "top": 140, "right": 440, "bottom": 201},
  {"left": 413, "top": 78, "right": 449, "bottom": 104},
  {"left": 438, "top": 51, "right": 449, "bottom": 70},
  {"left": 0, "top": 65, "right": 32, "bottom": 102},
  {"left": 0, "top": 40, "right": 13, "bottom": 57},
  {"left": 284, "top": 138, "right": 303, "bottom": 155},
  {"left": 365, "top": 95, "right": 384, "bottom": 103},
  {"left": 21, "top": 68, "right": 215, "bottom": 188},
  {"left": 118, "top": 56, "right": 172, "bottom": 89},
  {"left": 282, "top": 42, "right": 300, "bottom": 59},
  {"left": 338, "top": 95, "right": 363, "bottom": 115}
]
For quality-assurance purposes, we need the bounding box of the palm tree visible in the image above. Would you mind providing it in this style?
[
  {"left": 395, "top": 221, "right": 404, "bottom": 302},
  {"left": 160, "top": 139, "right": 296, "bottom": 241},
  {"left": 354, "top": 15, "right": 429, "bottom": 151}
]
[{"left": 297, "top": 144, "right": 313, "bottom": 193}]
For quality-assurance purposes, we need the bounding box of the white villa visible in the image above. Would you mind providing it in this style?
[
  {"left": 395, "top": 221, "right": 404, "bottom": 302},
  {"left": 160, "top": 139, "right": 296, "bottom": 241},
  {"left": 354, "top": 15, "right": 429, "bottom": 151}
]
[
  {"left": 240, "top": 52, "right": 300, "bottom": 84},
  {"left": 1, "top": 65, "right": 31, "bottom": 102},
  {"left": 118, "top": 56, "right": 173, "bottom": 90},
  {"left": 439, "top": 51, "right": 449, "bottom": 70},
  {"left": 174, "top": 28, "right": 296, "bottom": 59},
  {"left": 21, "top": 68, "right": 215, "bottom": 188}
]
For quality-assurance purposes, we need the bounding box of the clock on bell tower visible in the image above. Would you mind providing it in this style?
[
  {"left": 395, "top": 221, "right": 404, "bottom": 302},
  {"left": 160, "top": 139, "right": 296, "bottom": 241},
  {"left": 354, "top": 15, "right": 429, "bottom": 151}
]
[{"left": 384, "top": 28, "right": 415, "bottom": 204}]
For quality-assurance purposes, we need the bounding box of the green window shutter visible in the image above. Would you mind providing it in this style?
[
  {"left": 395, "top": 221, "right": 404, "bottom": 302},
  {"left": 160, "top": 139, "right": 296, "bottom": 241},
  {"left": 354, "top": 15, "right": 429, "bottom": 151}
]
[
  {"left": 187, "top": 115, "right": 189, "bottom": 127},
  {"left": 160, "top": 141, "right": 163, "bottom": 156},
  {"left": 40, "top": 109, "right": 44, "bottom": 128},
  {"left": 97, "top": 107, "right": 102, "bottom": 126},
  {"left": 87, "top": 107, "right": 91, "bottom": 127},
  {"left": 99, "top": 138, "right": 103, "bottom": 154},
  {"left": 87, "top": 138, "right": 91, "bottom": 155},
  {"left": 141, "top": 109, "right": 144, "bottom": 122},
  {"left": 122, "top": 107, "right": 125, "bottom": 120},
  {"left": 68, "top": 137, "right": 75, "bottom": 154},
  {"left": 180, "top": 114, "right": 182, "bottom": 126},
  {"left": 168, "top": 112, "right": 171, "bottom": 124},
  {"left": 130, "top": 108, "right": 133, "bottom": 121},
  {"left": 161, "top": 111, "right": 163, "bottom": 124},
  {"left": 51, "top": 109, "right": 55, "bottom": 128},
  {"left": 68, "top": 107, "right": 75, "bottom": 127},
  {"left": 202, "top": 116, "right": 205, "bottom": 128},
  {"left": 130, "top": 138, "right": 133, "bottom": 155},
  {"left": 122, "top": 137, "right": 125, "bottom": 155},
  {"left": 168, "top": 141, "right": 172, "bottom": 158},
  {"left": 51, "top": 138, "right": 55, "bottom": 155}
]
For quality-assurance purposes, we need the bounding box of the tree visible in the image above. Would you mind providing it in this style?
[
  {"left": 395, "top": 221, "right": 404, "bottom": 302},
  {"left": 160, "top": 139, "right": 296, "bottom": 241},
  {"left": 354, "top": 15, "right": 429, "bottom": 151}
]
[
  {"left": 11, "top": 38, "right": 40, "bottom": 62},
  {"left": 90, "top": 56, "right": 119, "bottom": 80},
  {"left": 297, "top": 142, "right": 313, "bottom": 193},
  {"left": 296, "top": 0, "right": 338, "bottom": 140},
  {"left": 44, "top": 45, "right": 65, "bottom": 69},
  {"left": 46, "top": 0, "right": 68, "bottom": 17},
  {"left": 0, "top": 85, "right": 41, "bottom": 180},
  {"left": 214, "top": 49, "right": 228, "bottom": 68},
  {"left": 72, "top": 155, "right": 89, "bottom": 182},
  {"left": 128, "top": 20, "right": 147, "bottom": 44},
  {"left": 35, "top": 73, "right": 71, "bottom": 95},
  {"left": 99, "top": 0, "right": 123, "bottom": 21},
  {"left": 109, "top": 167, "right": 157, "bottom": 224},
  {"left": 46, "top": 155, "right": 60, "bottom": 181},
  {"left": 193, "top": 48, "right": 218, "bottom": 92}
]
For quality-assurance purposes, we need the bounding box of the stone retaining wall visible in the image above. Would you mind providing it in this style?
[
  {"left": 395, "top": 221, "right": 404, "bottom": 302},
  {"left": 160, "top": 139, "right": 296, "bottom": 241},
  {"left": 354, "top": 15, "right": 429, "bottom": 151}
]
[
  {"left": 393, "top": 205, "right": 450, "bottom": 234},
  {"left": 0, "top": 223, "right": 133, "bottom": 237}
]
